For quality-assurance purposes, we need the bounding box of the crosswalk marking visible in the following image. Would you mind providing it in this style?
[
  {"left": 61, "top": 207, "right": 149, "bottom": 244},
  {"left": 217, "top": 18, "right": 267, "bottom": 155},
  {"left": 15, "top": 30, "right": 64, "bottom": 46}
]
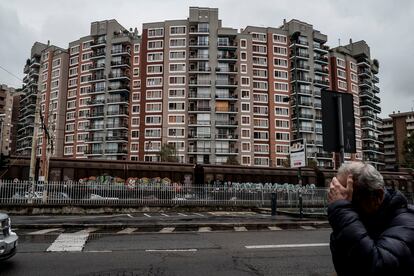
[
  {"left": 28, "top": 228, "right": 62, "bottom": 235},
  {"left": 178, "top": 213, "right": 188, "bottom": 217},
  {"left": 234, "top": 226, "right": 248, "bottom": 232},
  {"left": 144, "top": 213, "right": 151, "bottom": 217},
  {"left": 159, "top": 227, "right": 175, "bottom": 233},
  {"left": 300, "top": 226, "right": 316, "bottom": 230},
  {"left": 117, "top": 228, "right": 137, "bottom": 234},
  {"left": 268, "top": 226, "right": 282, "bottom": 231},
  {"left": 160, "top": 213, "right": 170, "bottom": 217},
  {"left": 198, "top": 227, "right": 212, "bottom": 232},
  {"left": 47, "top": 229, "right": 94, "bottom": 252},
  {"left": 193, "top": 213, "right": 205, "bottom": 217}
]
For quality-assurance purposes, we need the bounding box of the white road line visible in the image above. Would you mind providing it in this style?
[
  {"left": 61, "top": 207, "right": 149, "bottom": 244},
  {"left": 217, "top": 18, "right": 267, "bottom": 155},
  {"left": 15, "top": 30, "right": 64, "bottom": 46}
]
[
  {"left": 268, "top": 226, "right": 282, "bottom": 231},
  {"left": 28, "top": 228, "right": 62, "bottom": 235},
  {"left": 234, "top": 226, "right": 248, "bottom": 232},
  {"left": 126, "top": 214, "right": 133, "bottom": 218},
  {"left": 117, "top": 228, "right": 137, "bottom": 234},
  {"left": 83, "top": 250, "right": 113, "bottom": 253},
  {"left": 301, "top": 226, "right": 316, "bottom": 230},
  {"left": 245, "top": 243, "right": 329, "bottom": 249},
  {"left": 160, "top": 213, "right": 170, "bottom": 217},
  {"left": 178, "top": 213, "right": 188, "bottom": 217},
  {"left": 193, "top": 213, "right": 205, "bottom": 217},
  {"left": 144, "top": 213, "right": 151, "bottom": 217},
  {"left": 145, "top": 249, "right": 197, "bottom": 252},
  {"left": 159, "top": 227, "right": 175, "bottom": 233},
  {"left": 198, "top": 227, "right": 212, "bottom": 232},
  {"left": 47, "top": 232, "right": 89, "bottom": 252}
]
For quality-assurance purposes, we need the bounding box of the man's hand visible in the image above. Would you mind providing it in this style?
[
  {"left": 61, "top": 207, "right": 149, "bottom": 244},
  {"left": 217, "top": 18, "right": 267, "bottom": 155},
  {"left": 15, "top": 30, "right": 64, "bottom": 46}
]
[{"left": 328, "top": 175, "right": 353, "bottom": 204}]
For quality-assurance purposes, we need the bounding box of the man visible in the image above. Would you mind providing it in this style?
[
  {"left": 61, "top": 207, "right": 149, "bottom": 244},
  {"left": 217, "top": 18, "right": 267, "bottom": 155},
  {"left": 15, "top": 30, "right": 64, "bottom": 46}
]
[{"left": 328, "top": 162, "right": 414, "bottom": 276}]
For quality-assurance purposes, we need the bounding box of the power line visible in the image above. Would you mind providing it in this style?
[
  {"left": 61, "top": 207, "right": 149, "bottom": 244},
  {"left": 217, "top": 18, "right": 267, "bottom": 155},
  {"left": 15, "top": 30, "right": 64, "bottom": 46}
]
[{"left": 0, "top": 64, "right": 23, "bottom": 83}]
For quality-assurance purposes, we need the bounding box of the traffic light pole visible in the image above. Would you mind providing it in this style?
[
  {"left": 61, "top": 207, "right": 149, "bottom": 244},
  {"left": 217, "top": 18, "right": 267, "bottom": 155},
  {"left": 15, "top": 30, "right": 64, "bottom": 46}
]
[{"left": 337, "top": 95, "right": 345, "bottom": 165}]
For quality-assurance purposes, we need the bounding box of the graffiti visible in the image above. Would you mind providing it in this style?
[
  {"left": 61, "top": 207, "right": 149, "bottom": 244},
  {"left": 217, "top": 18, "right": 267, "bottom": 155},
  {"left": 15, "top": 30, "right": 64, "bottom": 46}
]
[{"left": 78, "top": 175, "right": 183, "bottom": 189}]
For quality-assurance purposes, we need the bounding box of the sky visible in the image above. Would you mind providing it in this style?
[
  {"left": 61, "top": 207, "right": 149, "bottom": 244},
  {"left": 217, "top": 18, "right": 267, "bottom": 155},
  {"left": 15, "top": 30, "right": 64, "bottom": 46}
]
[{"left": 0, "top": 0, "right": 413, "bottom": 117}]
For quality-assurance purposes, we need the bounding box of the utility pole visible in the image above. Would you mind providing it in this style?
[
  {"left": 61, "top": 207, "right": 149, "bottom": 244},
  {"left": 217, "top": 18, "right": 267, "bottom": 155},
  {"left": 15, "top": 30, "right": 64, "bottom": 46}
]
[{"left": 29, "top": 83, "right": 41, "bottom": 204}]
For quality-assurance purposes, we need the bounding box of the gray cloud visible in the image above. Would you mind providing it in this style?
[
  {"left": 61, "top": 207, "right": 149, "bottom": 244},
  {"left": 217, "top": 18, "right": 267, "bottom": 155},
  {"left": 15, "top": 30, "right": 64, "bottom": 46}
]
[{"left": 1, "top": 0, "right": 413, "bottom": 115}]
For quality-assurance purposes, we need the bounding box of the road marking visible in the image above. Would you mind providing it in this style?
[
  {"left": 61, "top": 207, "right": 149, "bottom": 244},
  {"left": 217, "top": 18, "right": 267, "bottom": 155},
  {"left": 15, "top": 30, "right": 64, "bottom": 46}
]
[
  {"left": 234, "top": 226, "right": 248, "bottom": 232},
  {"left": 268, "top": 226, "right": 282, "bottom": 231},
  {"left": 301, "top": 226, "right": 316, "bottom": 230},
  {"left": 245, "top": 243, "right": 329, "bottom": 249},
  {"left": 47, "top": 230, "right": 91, "bottom": 252},
  {"left": 160, "top": 213, "right": 170, "bottom": 217},
  {"left": 117, "top": 228, "right": 137, "bottom": 234},
  {"left": 159, "top": 227, "right": 175, "bottom": 233},
  {"left": 126, "top": 214, "right": 133, "bottom": 218},
  {"left": 84, "top": 250, "right": 113, "bottom": 253},
  {"left": 28, "top": 228, "right": 62, "bottom": 235},
  {"left": 145, "top": 249, "right": 197, "bottom": 252},
  {"left": 83, "top": 227, "right": 99, "bottom": 233},
  {"left": 193, "top": 213, "right": 205, "bottom": 217},
  {"left": 178, "top": 213, "right": 188, "bottom": 217},
  {"left": 198, "top": 227, "right": 212, "bottom": 232},
  {"left": 144, "top": 213, "right": 151, "bottom": 217}
]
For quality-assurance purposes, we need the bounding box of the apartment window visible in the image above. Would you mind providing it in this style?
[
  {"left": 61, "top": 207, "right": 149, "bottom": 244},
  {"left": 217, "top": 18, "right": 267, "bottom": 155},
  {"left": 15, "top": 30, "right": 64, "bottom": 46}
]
[
  {"left": 77, "top": 133, "right": 88, "bottom": 142},
  {"left": 147, "top": 52, "right": 163, "bottom": 62},
  {"left": 241, "top": 77, "right": 250, "bottom": 86},
  {"left": 169, "top": 50, "right": 186, "bottom": 60},
  {"left": 253, "top": 106, "right": 268, "bottom": 115},
  {"left": 241, "top": 142, "right": 251, "bottom": 152},
  {"left": 132, "top": 105, "right": 140, "bottom": 114},
  {"left": 148, "top": 28, "right": 164, "bottom": 37},
  {"left": 70, "top": 45, "right": 80, "bottom": 55},
  {"left": 170, "top": 63, "right": 186, "bottom": 72},
  {"left": 254, "top": 144, "right": 269, "bottom": 153},
  {"left": 168, "top": 102, "right": 185, "bottom": 111},
  {"left": 131, "top": 117, "right": 140, "bottom": 126},
  {"left": 82, "top": 52, "right": 92, "bottom": 61},
  {"left": 78, "top": 121, "right": 89, "bottom": 130},
  {"left": 168, "top": 141, "right": 185, "bottom": 151},
  {"left": 145, "top": 128, "right": 161, "bottom": 138},
  {"left": 147, "top": 65, "right": 163, "bottom": 74},
  {"left": 133, "top": 68, "right": 140, "bottom": 76},
  {"left": 169, "top": 76, "right": 186, "bottom": 85},
  {"left": 253, "top": 93, "right": 268, "bottom": 103},
  {"left": 251, "top": 32, "right": 266, "bottom": 42},
  {"left": 51, "top": 69, "right": 60, "bottom": 78},
  {"left": 69, "top": 56, "right": 79, "bottom": 65},
  {"left": 274, "top": 82, "right": 289, "bottom": 92},
  {"left": 241, "top": 116, "right": 250, "bottom": 125},
  {"left": 351, "top": 73, "right": 358, "bottom": 82},
  {"left": 241, "top": 103, "right": 250, "bottom": 112},
  {"left": 131, "top": 143, "right": 139, "bottom": 152},
  {"left": 350, "top": 62, "right": 357, "bottom": 72},
  {"left": 65, "top": 123, "right": 75, "bottom": 132},
  {"left": 275, "top": 119, "right": 289, "bottom": 128},
  {"left": 338, "top": 80, "right": 347, "bottom": 90},
  {"left": 168, "top": 115, "right": 185, "bottom": 124},
  {"left": 240, "top": 39, "right": 247, "bottom": 49},
  {"left": 168, "top": 128, "right": 185, "bottom": 138},
  {"left": 145, "top": 115, "right": 162, "bottom": 125},
  {"left": 351, "top": 83, "right": 358, "bottom": 93},
  {"left": 133, "top": 80, "right": 141, "bottom": 88},
  {"left": 78, "top": 109, "right": 89, "bottom": 118},
  {"left": 52, "top": 58, "right": 61, "bottom": 67},
  {"left": 66, "top": 111, "right": 75, "bottom": 121},
  {"left": 82, "top": 41, "right": 92, "bottom": 50},
  {"left": 242, "top": 156, "right": 251, "bottom": 165},
  {"left": 241, "top": 52, "right": 247, "bottom": 61},
  {"left": 274, "top": 94, "right": 289, "bottom": 103},
  {"left": 79, "top": 97, "right": 89, "bottom": 106},
  {"left": 273, "top": 34, "right": 287, "bottom": 44},
  {"left": 80, "top": 86, "right": 91, "bottom": 95},
  {"left": 276, "top": 132, "right": 290, "bottom": 141},
  {"left": 64, "top": 146, "right": 73, "bottom": 155},
  {"left": 67, "top": 100, "right": 76, "bottom": 109},
  {"left": 276, "top": 145, "right": 290, "bottom": 153},
  {"left": 253, "top": 81, "right": 268, "bottom": 90},
  {"left": 241, "top": 129, "right": 251, "bottom": 138},
  {"left": 81, "top": 63, "right": 92, "bottom": 72},
  {"left": 274, "top": 70, "right": 288, "bottom": 80},
  {"left": 134, "top": 56, "right": 139, "bottom": 64},
  {"left": 147, "top": 77, "right": 162, "bottom": 87},
  {"left": 146, "top": 103, "right": 162, "bottom": 112},
  {"left": 337, "top": 69, "right": 346, "bottom": 79},
  {"left": 170, "top": 38, "right": 186, "bottom": 48},
  {"left": 68, "top": 89, "right": 77, "bottom": 98},
  {"left": 254, "top": 118, "right": 269, "bottom": 128},
  {"left": 337, "top": 58, "right": 346, "bottom": 68},
  {"left": 253, "top": 45, "right": 267, "bottom": 54},
  {"left": 131, "top": 130, "right": 139, "bottom": 139},
  {"left": 146, "top": 90, "right": 162, "bottom": 99},
  {"left": 170, "top": 26, "right": 186, "bottom": 35},
  {"left": 241, "top": 90, "right": 250, "bottom": 99},
  {"left": 51, "top": 80, "right": 59, "bottom": 88},
  {"left": 274, "top": 58, "right": 288, "bottom": 68},
  {"left": 169, "top": 88, "right": 185, "bottom": 98},
  {"left": 148, "top": 40, "right": 163, "bottom": 49},
  {"left": 144, "top": 141, "right": 161, "bottom": 152},
  {"left": 253, "top": 69, "right": 267, "bottom": 78},
  {"left": 254, "top": 131, "right": 269, "bottom": 140},
  {"left": 273, "top": 46, "right": 287, "bottom": 56},
  {"left": 275, "top": 107, "right": 289, "bottom": 116},
  {"left": 80, "top": 75, "right": 91, "bottom": 83},
  {"left": 253, "top": 56, "right": 267, "bottom": 66}
]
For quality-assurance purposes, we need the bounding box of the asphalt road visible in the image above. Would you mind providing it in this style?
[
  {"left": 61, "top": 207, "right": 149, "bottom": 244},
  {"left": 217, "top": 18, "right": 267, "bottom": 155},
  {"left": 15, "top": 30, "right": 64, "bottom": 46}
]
[{"left": 1, "top": 227, "right": 335, "bottom": 276}]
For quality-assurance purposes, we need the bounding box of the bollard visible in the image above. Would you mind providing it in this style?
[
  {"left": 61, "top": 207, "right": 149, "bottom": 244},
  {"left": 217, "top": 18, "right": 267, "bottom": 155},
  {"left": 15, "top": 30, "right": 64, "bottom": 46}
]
[
  {"left": 299, "top": 193, "right": 303, "bottom": 219},
  {"left": 271, "top": 192, "right": 277, "bottom": 217}
]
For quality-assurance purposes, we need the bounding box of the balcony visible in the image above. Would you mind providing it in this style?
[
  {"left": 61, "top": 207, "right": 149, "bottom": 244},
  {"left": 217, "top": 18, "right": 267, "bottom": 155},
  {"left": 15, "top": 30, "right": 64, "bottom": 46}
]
[
  {"left": 188, "top": 133, "right": 211, "bottom": 139},
  {"left": 188, "top": 54, "right": 209, "bottom": 60},
  {"left": 291, "top": 52, "right": 310, "bottom": 59},
  {"left": 215, "top": 148, "right": 238, "bottom": 154},
  {"left": 88, "top": 112, "right": 105, "bottom": 118},
  {"left": 314, "top": 55, "right": 329, "bottom": 64},
  {"left": 362, "top": 134, "right": 378, "bottom": 141},
  {"left": 89, "top": 87, "right": 106, "bottom": 94},
  {"left": 189, "top": 79, "right": 212, "bottom": 86},
  {"left": 108, "top": 85, "right": 130, "bottom": 93},
  {"left": 292, "top": 76, "right": 312, "bottom": 83},
  {"left": 106, "top": 136, "right": 128, "bottom": 142},
  {"left": 293, "top": 88, "right": 313, "bottom": 96},
  {"left": 188, "top": 106, "right": 211, "bottom": 112},
  {"left": 188, "top": 92, "right": 211, "bottom": 99},
  {"left": 217, "top": 41, "right": 237, "bottom": 49},
  {"left": 189, "top": 41, "right": 209, "bottom": 48},
  {"left": 111, "top": 60, "right": 131, "bottom": 68},
  {"left": 87, "top": 99, "right": 105, "bottom": 106},
  {"left": 111, "top": 48, "right": 131, "bottom": 56},
  {"left": 314, "top": 67, "right": 329, "bottom": 75},
  {"left": 295, "top": 64, "right": 311, "bottom": 71},
  {"left": 359, "top": 79, "right": 372, "bottom": 88},
  {"left": 216, "top": 134, "right": 238, "bottom": 140},
  {"left": 90, "top": 50, "right": 106, "bottom": 59},
  {"left": 90, "top": 74, "right": 106, "bottom": 82},
  {"left": 188, "top": 120, "right": 211, "bottom": 126},
  {"left": 373, "top": 85, "right": 380, "bottom": 93},
  {"left": 90, "top": 63, "right": 106, "bottom": 71},
  {"left": 85, "top": 149, "right": 103, "bottom": 155},
  {"left": 215, "top": 120, "right": 238, "bottom": 127},
  {"left": 188, "top": 147, "right": 211, "bottom": 154},
  {"left": 297, "top": 113, "right": 314, "bottom": 120},
  {"left": 215, "top": 67, "right": 238, "bottom": 74},
  {"left": 215, "top": 80, "right": 238, "bottom": 87},
  {"left": 217, "top": 54, "right": 237, "bottom": 61},
  {"left": 314, "top": 44, "right": 329, "bottom": 53},
  {"left": 105, "top": 149, "right": 128, "bottom": 155},
  {"left": 85, "top": 136, "right": 104, "bottom": 143},
  {"left": 316, "top": 152, "right": 332, "bottom": 159},
  {"left": 108, "top": 72, "right": 130, "bottom": 81},
  {"left": 215, "top": 106, "right": 238, "bottom": 113},
  {"left": 107, "top": 110, "right": 129, "bottom": 116},
  {"left": 107, "top": 97, "right": 128, "bottom": 104},
  {"left": 372, "top": 75, "right": 379, "bottom": 83},
  {"left": 298, "top": 126, "right": 314, "bottom": 132},
  {"left": 189, "top": 27, "right": 209, "bottom": 34},
  {"left": 358, "top": 68, "right": 371, "bottom": 78},
  {"left": 106, "top": 123, "right": 128, "bottom": 129},
  {"left": 188, "top": 66, "right": 211, "bottom": 73},
  {"left": 215, "top": 94, "right": 238, "bottom": 101},
  {"left": 91, "top": 39, "right": 106, "bottom": 48},
  {"left": 313, "top": 79, "right": 329, "bottom": 87}
]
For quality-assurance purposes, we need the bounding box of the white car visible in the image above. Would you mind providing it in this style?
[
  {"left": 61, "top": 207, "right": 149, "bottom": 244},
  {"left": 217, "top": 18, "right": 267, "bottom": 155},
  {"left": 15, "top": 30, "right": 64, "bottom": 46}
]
[{"left": 0, "top": 213, "right": 18, "bottom": 261}]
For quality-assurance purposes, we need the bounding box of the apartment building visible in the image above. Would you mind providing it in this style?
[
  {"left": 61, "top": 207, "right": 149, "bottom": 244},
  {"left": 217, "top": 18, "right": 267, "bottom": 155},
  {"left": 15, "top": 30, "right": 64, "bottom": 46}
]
[
  {"left": 0, "top": 84, "right": 17, "bottom": 156},
  {"left": 63, "top": 20, "right": 139, "bottom": 160},
  {"left": 340, "top": 40, "right": 383, "bottom": 169},
  {"left": 16, "top": 42, "right": 48, "bottom": 156},
  {"left": 329, "top": 44, "right": 363, "bottom": 167},
  {"left": 380, "top": 111, "right": 414, "bottom": 170}
]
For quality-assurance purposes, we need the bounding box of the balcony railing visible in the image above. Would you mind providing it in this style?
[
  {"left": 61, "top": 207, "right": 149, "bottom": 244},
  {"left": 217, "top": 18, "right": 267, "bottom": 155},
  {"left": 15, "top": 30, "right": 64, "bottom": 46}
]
[
  {"left": 215, "top": 120, "right": 238, "bottom": 126},
  {"left": 215, "top": 107, "right": 238, "bottom": 112},
  {"left": 215, "top": 80, "right": 238, "bottom": 86},
  {"left": 216, "top": 134, "right": 238, "bottom": 139},
  {"left": 188, "top": 106, "right": 211, "bottom": 112},
  {"left": 215, "top": 148, "right": 238, "bottom": 153}
]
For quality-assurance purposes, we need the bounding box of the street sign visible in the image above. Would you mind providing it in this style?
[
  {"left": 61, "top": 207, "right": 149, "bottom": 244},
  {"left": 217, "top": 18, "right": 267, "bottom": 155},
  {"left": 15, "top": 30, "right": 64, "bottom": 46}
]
[
  {"left": 321, "top": 90, "right": 356, "bottom": 153},
  {"left": 290, "top": 139, "right": 306, "bottom": 168}
]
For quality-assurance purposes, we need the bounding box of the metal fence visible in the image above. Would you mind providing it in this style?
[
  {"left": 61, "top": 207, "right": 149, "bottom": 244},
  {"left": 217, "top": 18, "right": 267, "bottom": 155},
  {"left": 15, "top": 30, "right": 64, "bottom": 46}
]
[{"left": 0, "top": 181, "right": 412, "bottom": 215}]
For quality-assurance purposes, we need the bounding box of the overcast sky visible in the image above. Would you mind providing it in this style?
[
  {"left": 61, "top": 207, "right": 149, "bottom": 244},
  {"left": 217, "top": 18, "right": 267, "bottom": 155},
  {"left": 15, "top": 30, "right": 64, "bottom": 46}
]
[{"left": 1, "top": 0, "right": 413, "bottom": 117}]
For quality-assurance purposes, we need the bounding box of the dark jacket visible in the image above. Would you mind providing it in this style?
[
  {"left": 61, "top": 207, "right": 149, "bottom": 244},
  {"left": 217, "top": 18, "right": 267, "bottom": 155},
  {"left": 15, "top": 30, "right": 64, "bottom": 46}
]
[{"left": 328, "top": 189, "right": 414, "bottom": 276}]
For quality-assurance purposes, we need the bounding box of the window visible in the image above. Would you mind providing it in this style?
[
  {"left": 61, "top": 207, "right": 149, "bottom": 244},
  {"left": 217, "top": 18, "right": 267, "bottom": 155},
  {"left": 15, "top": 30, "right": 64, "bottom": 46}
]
[
  {"left": 274, "top": 70, "right": 288, "bottom": 80},
  {"left": 68, "top": 89, "right": 77, "bottom": 98},
  {"left": 337, "top": 69, "right": 346, "bottom": 79},
  {"left": 254, "top": 118, "right": 268, "bottom": 128},
  {"left": 253, "top": 56, "right": 267, "bottom": 66},
  {"left": 273, "top": 46, "right": 287, "bottom": 56},
  {"left": 131, "top": 117, "right": 140, "bottom": 126},
  {"left": 67, "top": 100, "right": 76, "bottom": 109},
  {"left": 168, "top": 102, "right": 185, "bottom": 111},
  {"left": 252, "top": 45, "right": 267, "bottom": 54},
  {"left": 254, "top": 131, "right": 269, "bottom": 140},
  {"left": 276, "top": 132, "right": 290, "bottom": 141},
  {"left": 82, "top": 41, "right": 92, "bottom": 50},
  {"left": 274, "top": 82, "right": 289, "bottom": 91},
  {"left": 254, "top": 144, "right": 269, "bottom": 153},
  {"left": 337, "top": 58, "right": 346, "bottom": 68},
  {"left": 52, "top": 69, "right": 60, "bottom": 78},
  {"left": 80, "top": 75, "right": 91, "bottom": 83},
  {"left": 241, "top": 52, "right": 247, "bottom": 61},
  {"left": 275, "top": 119, "right": 289, "bottom": 128},
  {"left": 253, "top": 69, "right": 267, "bottom": 78},
  {"left": 52, "top": 58, "right": 61, "bottom": 67},
  {"left": 147, "top": 52, "right": 163, "bottom": 62},
  {"left": 169, "top": 76, "right": 186, "bottom": 85},
  {"left": 253, "top": 93, "right": 268, "bottom": 103},
  {"left": 81, "top": 63, "right": 92, "bottom": 72},
  {"left": 148, "top": 40, "right": 163, "bottom": 49},
  {"left": 134, "top": 44, "right": 140, "bottom": 53},
  {"left": 146, "top": 90, "right": 162, "bottom": 99},
  {"left": 131, "top": 143, "right": 139, "bottom": 152},
  {"left": 241, "top": 103, "right": 250, "bottom": 112},
  {"left": 350, "top": 62, "right": 357, "bottom": 72},
  {"left": 170, "top": 38, "right": 186, "bottom": 47},
  {"left": 131, "top": 130, "right": 140, "bottom": 139},
  {"left": 273, "top": 34, "right": 287, "bottom": 44},
  {"left": 241, "top": 142, "right": 251, "bottom": 152},
  {"left": 70, "top": 45, "right": 80, "bottom": 55},
  {"left": 145, "top": 115, "right": 162, "bottom": 125},
  {"left": 253, "top": 81, "right": 268, "bottom": 90},
  {"left": 241, "top": 90, "right": 250, "bottom": 99},
  {"left": 147, "top": 65, "right": 163, "bottom": 74},
  {"left": 241, "top": 77, "right": 250, "bottom": 86},
  {"left": 241, "top": 129, "right": 251, "bottom": 138},
  {"left": 242, "top": 156, "right": 251, "bottom": 165},
  {"left": 64, "top": 146, "right": 73, "bottom": 155},
  {"left": 351, "top": 73, "right": 358, "bottom": 82},
  {"left": 82, "top": 52, "right": 92, "bottom": 61},
  {"left": 274, "top": 58, "right": 288, "bottom": 68},
  {"left": 254, "top": 157, "right": 269, "bottom": 166},
  {"left": 168, "top": 115, "right": 185, "bottom": 124},
  {"left": 170, "top": 26, "right": 186, "bottom": 35},
  {"left": 338, "top": 80, "right": 347, "bottom": 90},
  {"left": 148, "top": 28, "right": 164, "bottom": 37},
  {"left": 169, "top": 89, "right": 185, "bottom": 98},
  {"left": 170, "top": 63, "right": 186, "bottom": 72},
  {"left": 240, "top": 39, "right": 247, "bottom": 48},
  {"left": 252, "top": 32, "right": 266, "bottom": 42},
  {"left": 275, "top": 107, "right": 289, "bottom": 116},
  {"left": 168, "top": 128, "right": 185, "bottom": 138},
  {"left": 274, "top": 94, "right": 289, "bottom": 103},
  {"left": 146, "top": 103, "right": 162, "bottom": 112},
  {"left": 80, "top": 86, "right": 91, "bottom": 95},
  {"left": 147, "top": 77, "right": 162, "bottom": 87},
  {"left": 169, "top": 51, "right": 186, "bottom": 60},
  {"left": 276, "top": 145, "right": 290, "bottom": 153},
  {"left": 145, "top": 128, "right": 161, "bottom": 138},
  {"left": 253, "top": 106, "right": 268, "bottom": 115},
  {"left": 241, "top": 116, "right": 250, "bottom": 125},
  {"left": 240, "top": 64, "right": 247, "bottom": 74},
  {"left": 69, "top": 56, "right": 79, "bottom": 65}
]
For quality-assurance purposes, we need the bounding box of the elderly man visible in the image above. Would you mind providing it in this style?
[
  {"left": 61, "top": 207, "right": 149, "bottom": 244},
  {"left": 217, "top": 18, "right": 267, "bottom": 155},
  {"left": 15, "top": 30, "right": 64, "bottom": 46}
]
[{"left": 328, "top": 162, "right": 414, "bottom": 276}]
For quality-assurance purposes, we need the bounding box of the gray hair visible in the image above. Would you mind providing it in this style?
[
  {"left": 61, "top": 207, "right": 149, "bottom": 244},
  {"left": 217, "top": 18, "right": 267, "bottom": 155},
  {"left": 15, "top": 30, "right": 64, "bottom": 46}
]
[{"left": 337, "top": 162, "right": 384, "bottom": 191}]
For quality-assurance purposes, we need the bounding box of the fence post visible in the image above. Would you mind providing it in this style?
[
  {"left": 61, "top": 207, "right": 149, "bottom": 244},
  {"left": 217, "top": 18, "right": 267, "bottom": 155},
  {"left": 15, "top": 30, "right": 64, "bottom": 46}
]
[
  {"left": 271, "top": 192, "right": 277, "bottom": 217},
  {"left": 299, "top": 192, "right": 303, "bottom": 219}
]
